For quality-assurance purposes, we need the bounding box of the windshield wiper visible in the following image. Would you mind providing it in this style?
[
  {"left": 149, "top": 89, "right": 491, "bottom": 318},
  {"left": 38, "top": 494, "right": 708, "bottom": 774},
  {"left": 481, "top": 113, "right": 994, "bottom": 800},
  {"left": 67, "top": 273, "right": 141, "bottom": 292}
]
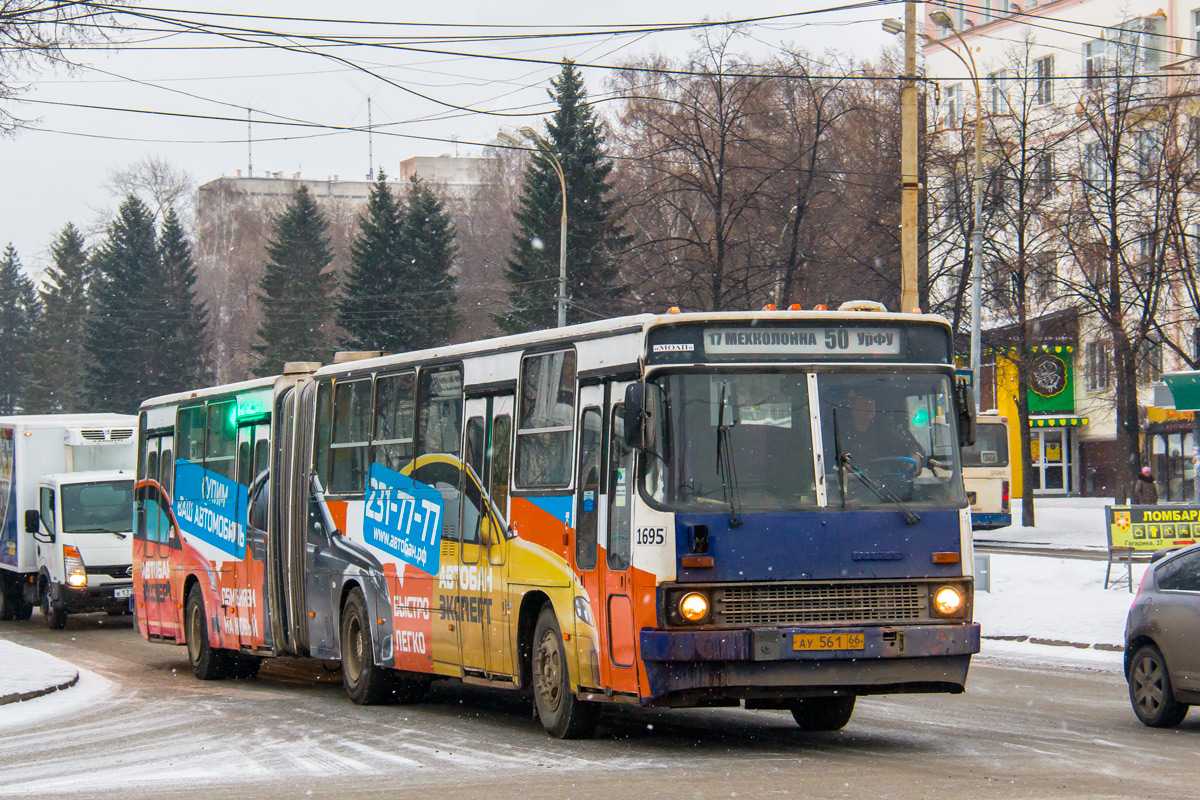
[
  {"left": 839, "top": 453, "right": 922, "bottom": 525},
  {"left": 831, "top": 409, "right": 847, "bottom": 508},
  {"left": 68, "top": 527, "right": 128, "bottom": 537},
  {"left": 714, "top": 380, "right": 742, "bottom": 528}
]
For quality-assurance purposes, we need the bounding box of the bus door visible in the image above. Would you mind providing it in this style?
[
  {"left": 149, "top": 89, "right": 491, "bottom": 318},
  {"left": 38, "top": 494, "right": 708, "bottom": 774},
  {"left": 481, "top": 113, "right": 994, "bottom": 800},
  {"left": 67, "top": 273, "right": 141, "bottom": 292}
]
[
  {"left": 603, "top": 396, "right": 640, "bottom": 693},
  {"left": 138, "top": 433, "right": 178, "bottom": 638},
  {"left": 573, "top": 386, "right": 606, "bottom": 690},
  {"left": 458, "top": 395, "right": 513, "bottom": 678},
  {"left": 233, "top": 421, "right": 269, "bottom": 648}
]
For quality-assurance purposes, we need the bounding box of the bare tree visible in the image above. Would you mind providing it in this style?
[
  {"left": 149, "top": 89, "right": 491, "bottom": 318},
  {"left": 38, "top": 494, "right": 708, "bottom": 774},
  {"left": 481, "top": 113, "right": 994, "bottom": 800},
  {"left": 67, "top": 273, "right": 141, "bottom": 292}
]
[
  {"left": 0, "top": 1, "right": 122, "bottom": 132},
  {"left": 1055, "top": 53, "right": 1185, "bottom": 501},
  {"left": 105, "top": 156, "right": 196, "bottom": 224}
]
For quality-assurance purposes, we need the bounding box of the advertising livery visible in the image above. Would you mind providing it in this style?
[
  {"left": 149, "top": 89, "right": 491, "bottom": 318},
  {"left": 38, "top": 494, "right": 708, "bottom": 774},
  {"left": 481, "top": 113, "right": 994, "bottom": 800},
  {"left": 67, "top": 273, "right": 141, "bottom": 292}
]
[{"left": 134, "top": 310, "right": 980, "bottom": 738}]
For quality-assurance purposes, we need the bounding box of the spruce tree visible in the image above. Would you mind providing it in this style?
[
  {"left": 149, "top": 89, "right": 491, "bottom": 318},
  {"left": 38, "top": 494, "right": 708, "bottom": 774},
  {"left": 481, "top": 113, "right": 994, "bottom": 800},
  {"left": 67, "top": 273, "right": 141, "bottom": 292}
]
[
  {"left": 254, "top": 184, "right": 336, "bottom": 374},
  {"left": 338, "top": 172, "right": 403, "bottom": 351},
  {"left": 24, "top": 225, "right": 90, "bottom": 413},
  {"left": 0, "top": 244, "right": 40, "bottom": 413},
  {"left": 85, "top": 196, "right": 160, "bottom": 412},
  {"left": 153, "top": 207, "right": 212, "bottom": 393},
  {"left": 497, "top": 60, "right": 628, "bottom": 333},
  {"left": 400, "top": 177, "right": 458, "bottom": 349}
]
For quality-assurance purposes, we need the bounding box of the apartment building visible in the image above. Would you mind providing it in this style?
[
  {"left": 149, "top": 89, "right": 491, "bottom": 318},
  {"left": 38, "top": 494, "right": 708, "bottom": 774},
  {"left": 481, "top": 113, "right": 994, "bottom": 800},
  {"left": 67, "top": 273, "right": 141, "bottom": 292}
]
[{"left": 923, "top": 0, "right": 1199, "bottom": 498}]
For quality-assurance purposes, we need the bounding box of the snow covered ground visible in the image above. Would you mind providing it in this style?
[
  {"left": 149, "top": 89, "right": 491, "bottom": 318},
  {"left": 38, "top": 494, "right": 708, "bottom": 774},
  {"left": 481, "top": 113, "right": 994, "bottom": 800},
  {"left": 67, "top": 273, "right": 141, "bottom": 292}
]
[
  {"left": 976, "top": 496, "right": 1112, "bottom": 551},
  {"left": 0, "top": 640, "right": 79, "bottom": 701}
]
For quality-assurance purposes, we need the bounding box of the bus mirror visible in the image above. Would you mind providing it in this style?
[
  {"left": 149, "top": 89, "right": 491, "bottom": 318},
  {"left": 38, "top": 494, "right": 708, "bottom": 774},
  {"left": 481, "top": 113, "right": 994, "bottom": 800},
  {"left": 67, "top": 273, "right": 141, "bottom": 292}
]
[
  {"left": 624, "top": 382, "right": 661, "bottom": 451},
  {"left": 24, "top": 509, "right": 39, "bottom": 535},
  {"left": 956, "top": 377, "right": 977, "bottom": 448}
]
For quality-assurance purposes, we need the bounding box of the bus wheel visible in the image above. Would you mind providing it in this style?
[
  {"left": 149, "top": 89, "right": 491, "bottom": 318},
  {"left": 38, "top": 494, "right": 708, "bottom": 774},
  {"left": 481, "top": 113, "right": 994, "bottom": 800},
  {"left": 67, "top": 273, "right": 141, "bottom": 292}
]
[
  {"left": 186, "top": 584, "right": 228, "bottom": 680},
  {"left": 40, "top": 584, "right": 67, "bottom": 630},
  {"left": 531, "top": 604, "right": 599, "bottom": 739},
  {"left": 340, "top": 587, "right": 391, "bottom": 705},
  {"left": 790, "top": 696, "right": 855, "bottom": 731}
]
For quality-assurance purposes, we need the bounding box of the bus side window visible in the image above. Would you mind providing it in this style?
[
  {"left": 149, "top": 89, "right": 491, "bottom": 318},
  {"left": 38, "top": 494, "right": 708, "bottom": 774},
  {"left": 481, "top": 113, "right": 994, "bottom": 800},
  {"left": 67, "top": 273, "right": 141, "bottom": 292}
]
[
  {"left": 489, "top": 415, "right": 511, "bottom": 523},
  {"left": 418, "top": 366, "right": 463, "bottom": 460},
  {"left": 253, "top": 436, "right": 270, "bottom": 480},
  {"left": 314, "top": 380, "right": 333, "bottom": 490},
  {"left": 515, "top": 350, "right": 576, "bottom": 488},
  {"left": 373, "top": 372, "right": 415, "bottom": 473},
  {"left": 237, "top": 431, "right": 252, "bottom": 487},
  {"left": 159, "top": 442, "right": 174, "bottom": 497},
  {"left": 608, "top": 405, "right": 632, "bottom": 571},
  {"left": 146, "top": 447, "right": 159, "bottom": 488},
  {"left": 177, "top": 404, "right": 206, "bottom": 464},
  {"left": 330, "top": 378, "right": 371, "bottom": 495},
  {"left": 466, "top": 416, "right": 485, "bottom": 481},
  {"left": 576, "top": 407, "right": 602, "bottom": 570},
  {"left": 206, "top": 399, "right": 236, "bottom": 479}
]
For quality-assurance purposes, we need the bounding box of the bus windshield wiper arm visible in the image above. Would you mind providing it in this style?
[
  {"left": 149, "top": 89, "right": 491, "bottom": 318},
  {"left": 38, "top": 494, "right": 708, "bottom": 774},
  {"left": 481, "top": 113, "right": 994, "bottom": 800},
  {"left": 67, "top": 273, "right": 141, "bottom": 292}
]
[
  {"left": 831, "top": 409, "right": 847, "bottom": 508},
  {"left": 839, "top": 453, "right": 922, "bottom": 525},
  {"left": 714, "top": 381, "right": 742, "bottom": 528}
]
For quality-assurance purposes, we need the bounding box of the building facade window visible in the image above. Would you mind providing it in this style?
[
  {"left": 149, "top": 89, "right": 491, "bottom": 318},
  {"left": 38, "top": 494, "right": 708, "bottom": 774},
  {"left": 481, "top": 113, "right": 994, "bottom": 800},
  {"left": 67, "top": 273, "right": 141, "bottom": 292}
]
[
  {"left": 944, "top": 83, "right": 961, "bottom": 127},
  {"left": 989, "top": 70, "right": 1007, "bottom": 114},
  {"left": 1035, "top": 56, "right": 1054, "bottom": 104},
  {"left": 1032, "top": 251, "right": 1057, "bottom": 304},
  {"left": 1194, "top": 9, "right": 1200, "bottom": 55},
  {"left": 1086, "top": 340, "right": 1111, "bottom": 390},
  {"left": 1137, "top": 338, "right": 1163, "bottom": 385},
  {"left": 1035, "top": 152, "right": 1054, "bottom": 199},
  {"left": 1084, "top": 39, "right": 1107, "bottom": 87}
]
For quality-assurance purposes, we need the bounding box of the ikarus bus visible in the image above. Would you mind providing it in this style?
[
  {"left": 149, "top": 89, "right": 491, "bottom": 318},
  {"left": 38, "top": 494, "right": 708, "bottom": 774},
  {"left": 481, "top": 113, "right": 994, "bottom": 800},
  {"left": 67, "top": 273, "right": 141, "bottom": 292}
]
[{"left": 133, "top": 307, "right": 981, "bottom": 738}]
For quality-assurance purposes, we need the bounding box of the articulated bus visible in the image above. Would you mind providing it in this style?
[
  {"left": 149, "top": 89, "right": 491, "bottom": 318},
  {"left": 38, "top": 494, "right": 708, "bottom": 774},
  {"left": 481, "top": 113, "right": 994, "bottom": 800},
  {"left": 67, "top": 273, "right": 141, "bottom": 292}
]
[
  {"left": 133, "top": 309, "right": 981, "bottom": 738},
  {"left": 962, "top": 412, "right": 1012, "bottom": 530}
]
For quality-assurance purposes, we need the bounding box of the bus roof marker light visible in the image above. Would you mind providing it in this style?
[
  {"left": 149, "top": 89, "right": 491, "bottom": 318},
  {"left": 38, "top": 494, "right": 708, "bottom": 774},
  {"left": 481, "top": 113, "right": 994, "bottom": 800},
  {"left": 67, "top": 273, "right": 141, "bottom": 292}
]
[
  {"left": 763, "top": 304, "right": 776, "bottom": 311},
  {"left": 788, "top": 304, "right": 802, "bottom": 311},
  {"left": 813, "top": 304, "right": 827, "bottom": 311},
  {"left": 668, "top": 306, "right": 681, "bottom": 314}
]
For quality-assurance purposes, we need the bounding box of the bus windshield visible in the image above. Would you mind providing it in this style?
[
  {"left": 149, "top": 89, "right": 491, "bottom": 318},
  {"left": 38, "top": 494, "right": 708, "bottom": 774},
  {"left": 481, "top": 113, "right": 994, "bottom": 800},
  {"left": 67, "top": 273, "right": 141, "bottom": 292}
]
[
  {"left": 817, "top": 372, "right": 965, "bottom": 507},
  {"left": 645, "top": 372, "right": 817, "bottom": 512},
  {"left": 61, "top": 481, "right": 134, "bottom": 534},
  {"left": 961, "top": 421, "right": 1009, "bottom": 467}
]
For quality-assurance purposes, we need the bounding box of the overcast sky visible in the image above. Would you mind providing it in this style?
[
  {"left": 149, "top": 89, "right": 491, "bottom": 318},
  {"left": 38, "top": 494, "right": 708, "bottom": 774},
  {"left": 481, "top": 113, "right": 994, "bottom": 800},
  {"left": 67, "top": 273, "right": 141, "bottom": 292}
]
[{"left": 0, "top": 0, "right": 899, "bottom": 275}]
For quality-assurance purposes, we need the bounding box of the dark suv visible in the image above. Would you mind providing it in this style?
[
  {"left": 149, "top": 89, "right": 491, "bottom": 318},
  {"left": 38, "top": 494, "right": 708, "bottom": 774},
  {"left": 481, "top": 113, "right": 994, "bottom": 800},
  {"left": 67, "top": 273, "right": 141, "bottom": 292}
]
[{"left": 1125, "top": 544, "right": 1200, "bottom": 727}]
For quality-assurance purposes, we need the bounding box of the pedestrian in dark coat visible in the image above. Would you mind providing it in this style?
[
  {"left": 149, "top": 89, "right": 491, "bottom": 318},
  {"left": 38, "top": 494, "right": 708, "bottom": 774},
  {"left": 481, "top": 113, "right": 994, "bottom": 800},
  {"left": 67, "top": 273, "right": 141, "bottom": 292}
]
[{"left": 1134, "top": 466, "right": 1159, "bottom": 505}]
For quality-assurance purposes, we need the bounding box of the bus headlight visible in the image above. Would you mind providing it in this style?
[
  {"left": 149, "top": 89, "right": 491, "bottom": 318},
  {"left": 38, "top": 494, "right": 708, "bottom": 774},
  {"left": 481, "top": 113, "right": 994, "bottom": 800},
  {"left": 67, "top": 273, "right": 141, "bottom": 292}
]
[
  {"left": 678, "top": 592, "right": 710, "bottom": 623},
  {"left": 933, "top": 586, "right": 963, "bottom": 616}
]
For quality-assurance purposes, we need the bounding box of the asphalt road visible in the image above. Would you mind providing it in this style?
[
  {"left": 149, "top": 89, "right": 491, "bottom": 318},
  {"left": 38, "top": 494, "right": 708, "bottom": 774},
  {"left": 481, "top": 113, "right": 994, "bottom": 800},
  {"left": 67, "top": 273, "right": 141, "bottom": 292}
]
[{"left": 0, "top": 613, "right": 1196, "bottom": 800}]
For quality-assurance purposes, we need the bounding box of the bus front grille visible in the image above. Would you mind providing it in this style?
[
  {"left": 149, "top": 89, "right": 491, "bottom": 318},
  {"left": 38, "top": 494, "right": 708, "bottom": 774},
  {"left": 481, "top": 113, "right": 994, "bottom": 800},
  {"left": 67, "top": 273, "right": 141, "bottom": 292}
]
[{"left": 716, "top": 582, "right": 927, "bottom": 625}]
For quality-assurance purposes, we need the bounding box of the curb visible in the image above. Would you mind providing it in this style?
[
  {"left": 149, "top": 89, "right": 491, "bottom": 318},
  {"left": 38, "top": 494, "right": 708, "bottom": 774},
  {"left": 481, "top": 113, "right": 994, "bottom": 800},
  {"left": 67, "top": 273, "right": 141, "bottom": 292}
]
[
  {"left": 0, "top": 671, "right": 79, "bottom": 707},
  {"left": 983, "top": 634, "right": 1123, "bottom": 653}
]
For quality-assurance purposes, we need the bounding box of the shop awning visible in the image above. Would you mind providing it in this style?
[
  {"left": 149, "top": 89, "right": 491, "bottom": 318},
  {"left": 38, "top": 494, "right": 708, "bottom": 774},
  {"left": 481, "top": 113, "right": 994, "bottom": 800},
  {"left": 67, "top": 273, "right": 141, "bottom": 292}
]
[
  {"left": 1163, "top": 371, "right": 1200, "bottom": 412},
  {"left": 1029, "top": 415, "right": 1088, "bottom": 427}
]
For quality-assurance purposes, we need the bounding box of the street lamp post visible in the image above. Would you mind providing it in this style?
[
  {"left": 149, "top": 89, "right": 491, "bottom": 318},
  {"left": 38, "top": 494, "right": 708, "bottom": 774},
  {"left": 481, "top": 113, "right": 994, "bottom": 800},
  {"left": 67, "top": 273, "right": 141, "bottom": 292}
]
[
  {"left": 928, "top": 10, "right": 985, "bottom": 408},
  {"left": 498, "top": 127, "right": 568, "bottom": 328}
]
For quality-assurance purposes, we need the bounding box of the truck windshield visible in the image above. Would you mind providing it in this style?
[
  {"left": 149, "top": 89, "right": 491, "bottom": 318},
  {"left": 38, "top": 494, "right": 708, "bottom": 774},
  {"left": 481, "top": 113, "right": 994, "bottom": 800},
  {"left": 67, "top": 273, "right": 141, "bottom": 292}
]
[
  {"left": 644, "top": 372, "right": 817, "bottom": 512},
  {"left": 61, "top": 481, "right": 134, "bottom": 534},
  {"left": 817, "top": 372, "right": 965, "bottom": 507}
]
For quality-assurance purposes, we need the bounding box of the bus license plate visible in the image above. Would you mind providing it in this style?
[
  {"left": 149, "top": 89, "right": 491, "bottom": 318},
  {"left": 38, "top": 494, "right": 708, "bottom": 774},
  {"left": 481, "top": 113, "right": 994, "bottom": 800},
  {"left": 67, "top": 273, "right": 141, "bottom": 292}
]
[
  {"left": 793, "top": 632, "right": 864, "bottom": 651},
  {"left": 113, "top": 587, "right": 133, "bottom": 600}
]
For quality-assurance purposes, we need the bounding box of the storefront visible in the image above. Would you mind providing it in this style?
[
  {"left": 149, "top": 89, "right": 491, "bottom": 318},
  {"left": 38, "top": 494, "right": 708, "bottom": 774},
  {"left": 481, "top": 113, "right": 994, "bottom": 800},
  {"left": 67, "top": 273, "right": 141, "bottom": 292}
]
[
  {"left": 1028, "top": 415, "right": 1087, "bottom": 494},
  {"left": 1144, "top": 407, "right": 1196, "bottom": 503}
]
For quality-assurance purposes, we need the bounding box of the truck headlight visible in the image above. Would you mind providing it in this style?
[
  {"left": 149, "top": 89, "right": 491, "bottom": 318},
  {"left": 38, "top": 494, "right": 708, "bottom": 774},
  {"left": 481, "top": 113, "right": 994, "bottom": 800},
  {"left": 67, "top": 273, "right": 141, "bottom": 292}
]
[{"left": 64, "top": 545, "right": 87, "bottom": 587}]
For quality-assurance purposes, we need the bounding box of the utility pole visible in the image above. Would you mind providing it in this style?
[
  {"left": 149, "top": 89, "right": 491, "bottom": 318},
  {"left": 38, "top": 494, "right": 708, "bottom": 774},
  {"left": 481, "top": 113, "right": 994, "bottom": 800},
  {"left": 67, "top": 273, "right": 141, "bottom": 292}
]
[
  {"left": 367, "top": 97, "right": 374, "bottom": 179},
  {"left": 247, "top": 108, "right": 253, "bottom": 178},
  {"left": 900, "top": 0, "right": 920, "bottom": 313}
]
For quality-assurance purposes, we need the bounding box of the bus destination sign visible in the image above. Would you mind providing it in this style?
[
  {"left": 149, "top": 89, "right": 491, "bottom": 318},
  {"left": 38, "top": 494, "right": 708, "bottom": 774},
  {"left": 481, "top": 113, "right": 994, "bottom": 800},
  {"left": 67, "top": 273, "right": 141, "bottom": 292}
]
[{"left": 704, "top": 327, "right": 903, "bottom": 358}]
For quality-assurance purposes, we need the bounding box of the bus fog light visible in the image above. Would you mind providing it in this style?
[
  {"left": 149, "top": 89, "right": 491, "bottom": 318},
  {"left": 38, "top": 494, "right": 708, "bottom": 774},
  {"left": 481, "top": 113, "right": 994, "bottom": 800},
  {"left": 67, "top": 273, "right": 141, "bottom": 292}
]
[
  {"left": 679, "top": 592, "right": 709, "bottom": 622},
  {"left": 67, "top": 570, "right": 87, "bottom": 588},
  {"left": 934, "top": 586, "right": 963, "bottom": 616}
]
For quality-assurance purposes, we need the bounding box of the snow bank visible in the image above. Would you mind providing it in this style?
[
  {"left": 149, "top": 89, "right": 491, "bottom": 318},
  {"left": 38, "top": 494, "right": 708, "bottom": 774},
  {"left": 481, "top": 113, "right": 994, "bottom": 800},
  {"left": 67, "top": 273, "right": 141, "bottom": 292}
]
[{"left": 0, "top": 640, "right": 79, "bottom": 700}]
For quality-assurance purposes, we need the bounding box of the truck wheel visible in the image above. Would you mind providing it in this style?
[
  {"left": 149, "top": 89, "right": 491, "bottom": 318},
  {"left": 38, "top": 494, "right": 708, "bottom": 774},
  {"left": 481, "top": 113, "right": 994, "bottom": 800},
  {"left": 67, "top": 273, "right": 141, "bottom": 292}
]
[
  {"left": 185, "top": 584, "right": 230, "bottom": 680},
  {"left": 340, "top": 587, "right": 392, "bottom": 705},
  {"left": 40, "top": 584, "right": 67, "bottom": 630},
  {"left": 790, "top": 696, "right": 856, "bottom": 731},
  {"left": 531, "top": 604, "right": 599, "bottom": 739}
]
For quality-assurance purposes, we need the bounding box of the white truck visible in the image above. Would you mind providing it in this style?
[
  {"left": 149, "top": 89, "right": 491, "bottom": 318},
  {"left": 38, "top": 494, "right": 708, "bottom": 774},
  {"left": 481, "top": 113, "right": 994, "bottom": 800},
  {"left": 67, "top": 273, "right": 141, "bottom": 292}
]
[{"left": 0, "top": 415, "right": 138, "bottom": 628}]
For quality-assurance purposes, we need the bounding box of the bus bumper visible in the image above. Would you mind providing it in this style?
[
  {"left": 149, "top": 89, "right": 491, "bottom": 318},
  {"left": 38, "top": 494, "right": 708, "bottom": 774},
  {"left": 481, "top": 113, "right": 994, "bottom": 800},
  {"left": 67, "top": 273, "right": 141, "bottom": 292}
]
[
  {"left": 638, "top": 623, "right": 980, "bottom": 703},
  {"left": 971, "top": 513, "right": 1011, "bottom": 530}
]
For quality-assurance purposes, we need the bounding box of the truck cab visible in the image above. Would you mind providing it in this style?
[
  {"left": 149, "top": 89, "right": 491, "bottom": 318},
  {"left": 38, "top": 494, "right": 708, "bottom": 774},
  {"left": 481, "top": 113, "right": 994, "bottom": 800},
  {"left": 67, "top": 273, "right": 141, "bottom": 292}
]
[{"left": 25, "top": 470, "right": 135, "bottom": 628}]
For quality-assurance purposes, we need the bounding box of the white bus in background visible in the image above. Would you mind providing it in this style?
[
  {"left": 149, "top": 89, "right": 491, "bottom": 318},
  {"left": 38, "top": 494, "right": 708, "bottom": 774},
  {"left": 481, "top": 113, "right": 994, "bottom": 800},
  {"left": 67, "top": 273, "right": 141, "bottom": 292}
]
[
  {"left": 962, "top": 412, "right": 1012, "bottom": 530},
  {"left": 0, "top": 415, "right": 138, "bottom": 627}
]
